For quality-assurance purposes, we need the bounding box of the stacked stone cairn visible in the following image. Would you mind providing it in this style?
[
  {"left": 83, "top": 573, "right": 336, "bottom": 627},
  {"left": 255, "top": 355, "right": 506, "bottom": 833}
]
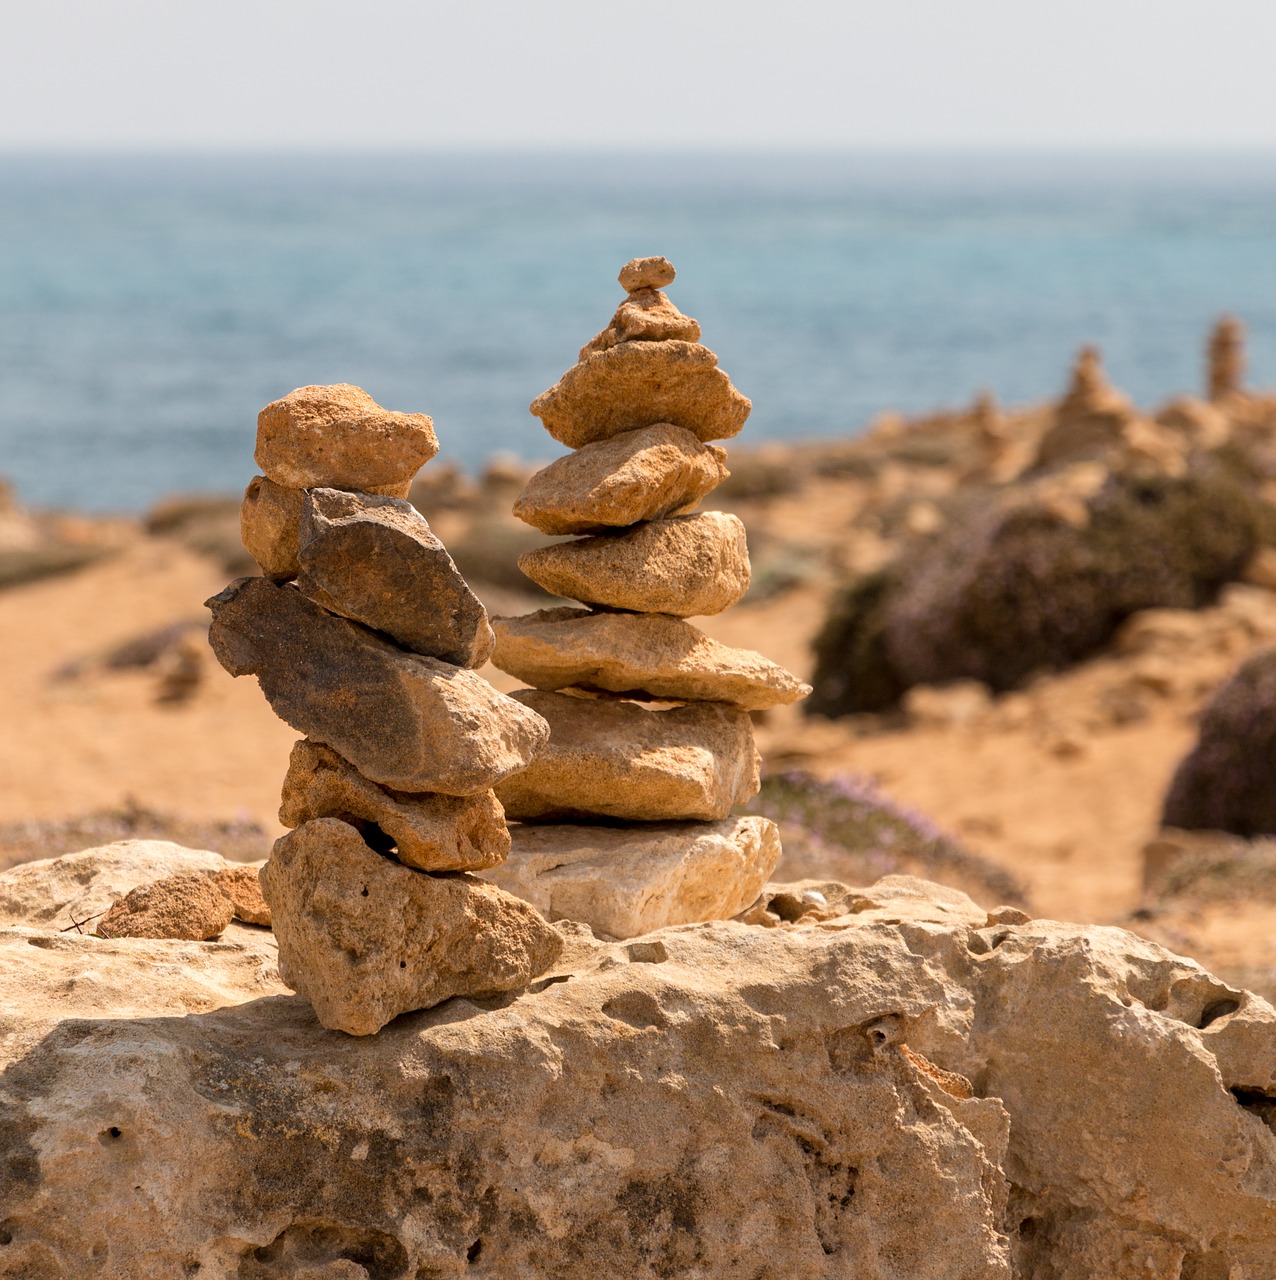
[
  {"left": 483, "top": 257, "right": 812, "bottom": 939},
  {"left": 207, "top": 384, "right": 562, "bottom": 1035}
]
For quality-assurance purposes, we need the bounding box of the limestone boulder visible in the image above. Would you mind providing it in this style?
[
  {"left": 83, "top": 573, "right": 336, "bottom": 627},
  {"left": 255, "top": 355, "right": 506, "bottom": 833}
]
[
  {"left": 518, "top": 511, "right": 750, "bottom": 617},
  {"left": 530, "top": 341, "right": 751, "bottom": 449},
  {"left": 280, "top": 739, "right": 510, "bottom": 872},
  {"left": 492, "top": 607, "right": 810, "bottom": 710},
  {"left": 97, "top": 872, "right": 234, "bottom": 941},
  {"left": 260, "top": 818, "right": 563, "bottom": 1035},
  {"left": 512, "top": 424, "right": 729, "bottom": 535},
  {"left": 485, "top": 815, "right": 781, "bottom": 938},
  {"left": 206, "top": 577, "right": 548, "bottom": 794},
  {"left": 255, "top": 384, "right": 438, "bottom": 490},
  {"left": 296, "top": 488, "right": 494, "bottom": 667},
  {"left": 5, "top": 840, "right": 1276, "bottom": 1277},
  {"left": 495, "top": 689, "right": 760, "bottom": 822}
]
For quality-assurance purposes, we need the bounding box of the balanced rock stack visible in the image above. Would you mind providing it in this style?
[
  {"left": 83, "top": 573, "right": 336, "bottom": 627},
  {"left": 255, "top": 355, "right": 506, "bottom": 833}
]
[
  {"left": 207, "top": 384, "right": 562, "bottom": 1035},
  {"left": 485, "top": 257, "right": 811, "bottom": 938}
]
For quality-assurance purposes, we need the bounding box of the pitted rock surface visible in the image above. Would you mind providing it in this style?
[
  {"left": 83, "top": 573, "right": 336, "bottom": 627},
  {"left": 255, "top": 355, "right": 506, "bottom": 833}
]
[
  {"left": 4, "top": 842, "right": 1275, "bottom": 1277},
  {"left": 260, "top": 818, "right": 562, "bottom": 1035}
]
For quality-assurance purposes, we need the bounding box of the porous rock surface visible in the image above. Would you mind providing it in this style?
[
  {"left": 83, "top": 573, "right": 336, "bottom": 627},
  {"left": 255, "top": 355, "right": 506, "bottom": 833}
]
[
  {"left": 255, "top": 384, "right": 439, "bottom": 490},
  {"left": 495, "top": 689, "right": 761, "bottom": 822},
  {"left": 511, "top": 423, "right": 729, "bottom": 535},
  {"left": 3, "top": 842, "right": 1276, "bottom": 1277},
  {"left": 517, "top": 510, "right": 751, "bottom": 617},
  {"left": 296, "top": 488, "right": 494, "bottom": 667},
  {"left": 530, "top": 340, "right": 752, "bottom": 449},
  {"left": 484, "top": 815, "right": 782, "bottom": 938},
  {"left": 96, "top": 871, "right": 234, "bottom": 941},
  {"left": 492, "top": 606, "right": 811, "bottom": 710},
  {"left": 280, "top": 739, "right": 510, "bottom": 872},
  {"left": 261, "top": 819, "right": 563, "bottom": 1036},
  {"left": 207, "top": 576, "right": 547, "bottom": 794}
]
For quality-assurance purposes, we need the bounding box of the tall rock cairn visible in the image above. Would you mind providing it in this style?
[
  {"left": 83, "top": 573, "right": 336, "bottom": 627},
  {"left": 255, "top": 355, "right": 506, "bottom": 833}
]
[
  {"left": 486, "top": 257, "right": 811, "bottom": 937},
  {"left": 207, "top": 384, "right": 562, "bottom": 1036},
  {"left": 1208, "top": 315, "right": 1246, "bottom": 403}
]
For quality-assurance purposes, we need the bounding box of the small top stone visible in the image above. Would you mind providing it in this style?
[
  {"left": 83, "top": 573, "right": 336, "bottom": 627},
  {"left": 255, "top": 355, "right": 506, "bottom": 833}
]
[{"left": 619, "top": 256, "right": 676, "bottom": 293}]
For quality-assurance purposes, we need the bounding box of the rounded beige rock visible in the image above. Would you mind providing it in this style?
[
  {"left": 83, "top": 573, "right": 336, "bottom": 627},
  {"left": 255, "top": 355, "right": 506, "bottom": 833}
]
[
  {"left": 492, "top": 607, "right": 810, "bottom": 710},
  {"left": 517, "top": 511, "right": 750, "bottom": 617},
  {"left": 578, "top": 290, "right": 702, "bottom": 361},
  {"left": 530, "top": 341, "right": 751, "bottom": 449},
  {"left": 495, "top": 689, "right": 760, "bottom": 822},
  {"left": 280, "top": 739, "right": 510, "bottom": 872},
  {"left": 512, "top": 424, "right": 729, "bottom": 535},
  {"left": 255, "top": 384, "right": 439, "bottom": 490},
  {"left": 619, "top": 255, "right": 676, "bottom": 292},
  {"left": 211, "top": 865, "right": 271, "bottom": 927}
]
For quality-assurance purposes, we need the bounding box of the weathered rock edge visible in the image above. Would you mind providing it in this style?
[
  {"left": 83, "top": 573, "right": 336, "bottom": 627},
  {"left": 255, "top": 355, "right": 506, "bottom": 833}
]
[{"left": 2, "top": 845, "right": 1275, "bottom": 1278}]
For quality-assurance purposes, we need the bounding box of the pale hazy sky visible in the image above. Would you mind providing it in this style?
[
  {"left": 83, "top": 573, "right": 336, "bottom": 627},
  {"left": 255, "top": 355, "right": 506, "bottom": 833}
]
[{"left": 3, "top": 0, "right": 1276, "bottom": 150}]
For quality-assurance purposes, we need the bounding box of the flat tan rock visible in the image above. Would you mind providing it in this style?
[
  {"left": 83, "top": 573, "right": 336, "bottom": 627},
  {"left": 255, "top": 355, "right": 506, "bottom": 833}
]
[
  {"left": 492, "top": 607, "right": 810, "bottom": 710},
  {"left": 619, "top": 255, "right": 676, "bottom": 291},
  {"left": 97, "top": 873, "right": 233, "bottom": 941},
  {"left": 280, "top": 739, "right": 510, "bottom": 872},
  {"left": 211, "top": 864, "right": 271, "bottom": 927},
  {"left": 530, "top": 341, "right": 751, "bottom": 449},
  {"left": 207, "top": 577, "right": 548, "bottom": 794},
  {"left": 484, "top": 816, "right": 781, "bottom": 938},
  {"left": 296, "top": 488, "right": 494, "bottom": 667},
  {"left": 260, "top": 818, "right": 563, "bottom": 1035},
  {"left": 255, "top": 384, "right": 439, "bottom": 490},
  {"left": 512, "top": 424, "right": 728, "bottom": 535},
  {"left": 518, "top": 511, "right": 750, "bottom": 616},
  {"left": 495, "top": 689, "right": 760, "bottom": 822}
]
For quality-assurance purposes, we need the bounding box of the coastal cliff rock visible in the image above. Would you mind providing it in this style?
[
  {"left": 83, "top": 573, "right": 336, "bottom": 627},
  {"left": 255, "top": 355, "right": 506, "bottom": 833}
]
[{"left": 2, "top": 842, "right": 1275, "bottom": 1277}]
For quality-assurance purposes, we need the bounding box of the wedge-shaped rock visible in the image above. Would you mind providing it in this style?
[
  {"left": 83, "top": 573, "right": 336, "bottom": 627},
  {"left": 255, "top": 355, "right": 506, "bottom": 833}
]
[
  {"left": 296, "top": 488, "right": 494, "bottom": 667},
  {"left": 241, "top": 474, "right": 413, "bottom": 583},
  {"left": 206, "top": 577, "right": 547, "bottom": 794},
  {"left": 493, "top": 607, "right": 810, "bottom": 710},
  {"left": 530, "top": 341, "right": 751, "bottom": 449},
  {"left": 518, "top": 511, "right": 750, "bottom": 616},
  {"left": 280, "top": 739, "right": 510, "bottom": 872},
  {"left": 495, "top": 690, "right": 760, "bottom": 822},
  {"left": 256, "top": 384, "right": 439, "bottom": 490},
  {"left": 484, "top": 815, "right": 781, "bottom": 938},
  {"left": 261, "top": 818, "right": 563, "bottom": 1035},
  {"left": 513, "top": 424, "right": 729, "bottom": 535}
]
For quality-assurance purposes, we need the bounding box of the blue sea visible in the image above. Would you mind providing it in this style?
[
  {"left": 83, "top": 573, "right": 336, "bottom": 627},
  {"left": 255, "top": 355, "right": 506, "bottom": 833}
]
[{"left": 2, "top": 150, "right": 1276, "bottom": 511}]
